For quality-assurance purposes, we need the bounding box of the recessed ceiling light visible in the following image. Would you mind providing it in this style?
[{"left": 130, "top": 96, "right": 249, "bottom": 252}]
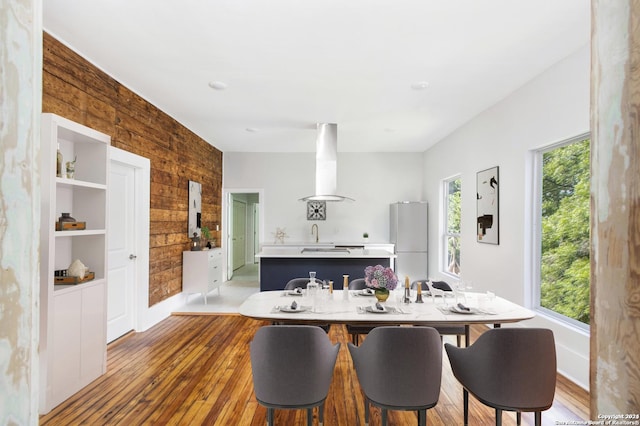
[
  {"left": 208, "top": 81, "right": 227, "bottom": 90},
  {"left": 411, "top": 81, "right": 429, "bottom": 90}
]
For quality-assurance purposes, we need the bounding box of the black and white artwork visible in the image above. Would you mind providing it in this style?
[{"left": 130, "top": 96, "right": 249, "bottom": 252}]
[
  {"left": 188, "top": 180, "right": 202, "bottom": 237},
  {"left": 476, "top": 166, "right": 499, "bottom": 244},
  {"left": 307, "top": 200, "right": 326, "bottom": 220}
]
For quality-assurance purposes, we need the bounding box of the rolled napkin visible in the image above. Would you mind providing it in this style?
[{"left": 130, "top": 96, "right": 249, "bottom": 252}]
[
  {"left": 290, "top": 300, "right": 298, "bottom": 310},
  {"left": 457, "top": 302, "right": 470, "bottom": 311},
  {"left": 375, "top": 302, "right": 385, "bottom": 311},
  {"left": 363, "top": 288, "right": 374, "bottom": 295},
  {"left": 431, "top": 281, "right": 453, "bottom": 291},
  {"left": 294, "top": 287, "right": 303, "bottom": 294}
]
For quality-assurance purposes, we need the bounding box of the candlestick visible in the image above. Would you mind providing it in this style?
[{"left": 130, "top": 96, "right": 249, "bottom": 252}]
[
  {"left": 403, "top": 276, "right": 412, "bottom": 303},
  {"left": 415, "top": 281, "right": 424, "bottom": 303},
  {"left": 343, "top": 275, "right": 349, "bottom": 300}
]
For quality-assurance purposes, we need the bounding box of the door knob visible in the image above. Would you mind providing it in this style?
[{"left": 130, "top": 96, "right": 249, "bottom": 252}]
[{"left": 129, "top": 254, "right": 137, "bottom": 260}]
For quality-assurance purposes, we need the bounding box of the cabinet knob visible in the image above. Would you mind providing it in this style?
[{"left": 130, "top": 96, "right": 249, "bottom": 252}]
[{"left": 129, "top": 254, "right": 137, "bottom": 260}]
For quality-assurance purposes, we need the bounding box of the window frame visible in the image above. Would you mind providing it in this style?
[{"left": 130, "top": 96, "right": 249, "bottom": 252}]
[
  {"left": 442, "top": 175, "right": 461, "bottom": 278},
  {"left": 531, "top": 132, "right": 591, "bottom": 332}
]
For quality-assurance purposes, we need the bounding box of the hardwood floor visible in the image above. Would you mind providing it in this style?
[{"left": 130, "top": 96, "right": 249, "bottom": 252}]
[{"left": 39, "top": 315, "right": 589, "bottom": 425}]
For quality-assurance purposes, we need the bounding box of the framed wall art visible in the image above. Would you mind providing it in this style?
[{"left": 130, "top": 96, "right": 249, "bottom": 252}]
[
  {"left": 476, "top": 166, "right": 499, "bottom": 244},
  {"left": 188, "top": 180, "right": 202, "bottom": 237}
]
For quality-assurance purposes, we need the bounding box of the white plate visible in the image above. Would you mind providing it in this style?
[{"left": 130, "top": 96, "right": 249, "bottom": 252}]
[
  {"left": 358, "top": 289, "right": 375, "bottom": 296},
  {"left": 280, "top": 305, "right": 309, "bottom": 313},
  {"left": 285, "top": 291, "right": 304, "bottom": 296}
]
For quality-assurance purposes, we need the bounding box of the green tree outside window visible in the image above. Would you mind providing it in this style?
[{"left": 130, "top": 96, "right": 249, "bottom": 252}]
[{"left": 540, "top": 138, "right": 590, "bottom": 324}]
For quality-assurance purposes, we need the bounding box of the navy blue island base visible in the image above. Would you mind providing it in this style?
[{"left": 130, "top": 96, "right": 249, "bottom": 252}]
[{"left": 258, "top": 256, "right": 391, "bottom": 291}]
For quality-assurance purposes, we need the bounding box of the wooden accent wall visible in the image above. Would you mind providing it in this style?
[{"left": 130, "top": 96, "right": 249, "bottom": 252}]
[
  {"left": 42, "top": 32, "right": 223, "bottom": 306},
  {"left": 591, "top": 0, "right": 640, "bottom": 415}
]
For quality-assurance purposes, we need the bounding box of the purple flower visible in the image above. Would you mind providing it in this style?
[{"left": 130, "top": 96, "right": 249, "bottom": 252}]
[{"left": 364, "top": 265, "right": 398, "bottom": 291}]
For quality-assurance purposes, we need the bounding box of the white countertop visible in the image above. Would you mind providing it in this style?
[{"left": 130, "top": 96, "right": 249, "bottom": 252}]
[
  {"left": 256, "top": 247, "right": 396, "bottom": 259},
  {"left": 261, "top": 241, "right": 394, "bottom": 248}
]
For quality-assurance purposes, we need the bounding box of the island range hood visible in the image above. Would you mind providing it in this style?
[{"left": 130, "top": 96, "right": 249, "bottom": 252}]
[{"left": 299, "top": 123, "right": 354, "bottom": 202}]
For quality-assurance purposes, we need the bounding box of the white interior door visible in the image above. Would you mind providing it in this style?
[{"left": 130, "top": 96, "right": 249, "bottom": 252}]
[
  {"left": 107, "top": 161, "right": 136, "bottom": 343},
  {"left": 232, "top": 199, "right": 247, "bottom": 270}
]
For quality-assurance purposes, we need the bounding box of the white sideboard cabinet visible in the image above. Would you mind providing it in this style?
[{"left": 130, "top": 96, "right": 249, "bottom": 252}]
[
  {"left": 39, "top": 113, "right": 110, "bottom": 413},
  {"left": 183, "top": 249, "right": 223, "bottom": 303}
]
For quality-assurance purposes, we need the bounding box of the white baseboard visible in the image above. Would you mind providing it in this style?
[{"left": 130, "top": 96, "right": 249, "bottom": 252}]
[{"left": 137, "top": 293, "right": 185, "bottom": 332}]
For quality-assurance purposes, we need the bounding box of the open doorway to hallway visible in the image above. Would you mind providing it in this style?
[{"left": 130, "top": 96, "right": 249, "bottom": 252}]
[{"left": 227, "top": 191, "right": 261, "bottom": 282}]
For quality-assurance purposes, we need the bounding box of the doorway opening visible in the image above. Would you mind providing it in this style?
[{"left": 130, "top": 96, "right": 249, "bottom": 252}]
[{"left": 224, "top": 190, "right": 263, "bottom": 282}]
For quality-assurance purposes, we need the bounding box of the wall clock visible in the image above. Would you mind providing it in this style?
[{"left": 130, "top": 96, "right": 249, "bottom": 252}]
[{"left": 307, "top": 201, "right": 326, "bottom": 220}]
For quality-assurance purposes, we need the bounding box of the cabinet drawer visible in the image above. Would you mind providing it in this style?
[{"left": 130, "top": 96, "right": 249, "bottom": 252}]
[{"left": 207, "top": 249, "right": 222, "bottom": 260}]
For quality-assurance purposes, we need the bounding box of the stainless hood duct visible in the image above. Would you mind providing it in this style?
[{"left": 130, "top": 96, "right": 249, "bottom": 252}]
[{"left": 299, "top": 123, "right": 354, "bottom": 202}]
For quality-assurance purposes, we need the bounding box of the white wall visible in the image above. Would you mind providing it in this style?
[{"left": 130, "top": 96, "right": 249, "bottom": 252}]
[
  {"left": 223, "top": 152, "right": 424, "bottom": 245},
  {"left": 422, "top": 45, "right": 591, "bottom": 388},
  {"left": 223, "top": 45, "right": 591, "bottom": 389}
]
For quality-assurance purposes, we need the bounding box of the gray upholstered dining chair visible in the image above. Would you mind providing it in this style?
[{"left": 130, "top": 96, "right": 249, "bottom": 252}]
[
  {"left": 348, "top": 326, "right": 442, "bottom": 426},
  {"left": 348, "top": 277, "right": 367, "bottom": 290},
  {"left": 412, "top": 280, "right": 466, "bottom": 347},
  {"left": 282, "top": 277, "right": 330, "bottom": 332},
  {"left": 284, "top": 277, "right": 326, "bottom": 290},
  {"left": 346, "top": 278, "right": 379, "bottom": 345},
  {"left": 445, "top": 328, "right": 557, "bottom": 426},
  {"left": 250, "top": 325, "right": 340, "bottom": 426}
]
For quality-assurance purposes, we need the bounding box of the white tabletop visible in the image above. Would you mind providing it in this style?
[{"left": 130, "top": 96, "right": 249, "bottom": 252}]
[{"left": 239, "top": 290, "right": 535, "bottom": 326}]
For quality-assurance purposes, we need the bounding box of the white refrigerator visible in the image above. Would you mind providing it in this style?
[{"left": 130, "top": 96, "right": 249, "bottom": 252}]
[{"left": 390, "top": 202, "right": 429, "bottom": 281}]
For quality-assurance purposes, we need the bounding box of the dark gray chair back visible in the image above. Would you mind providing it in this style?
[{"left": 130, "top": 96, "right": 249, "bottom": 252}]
[
  {"left": 445, "top": 328, "right": 556, "bottom": 425},
  {"left": 284, "top": 277, "right": 325, "bottom": 290},
  {"left": 348, "top": 326, "right": 442, "bottom": 425},
  {"left": 345, "top": 277, "right": 377, "bottom": 345},
  {"left": 250, "top": 325, "right": 340, "bottom": 425},
  {"left": 411, "top": 279, "right": 465, "bottom": 346},
  {"left": 348, "top": 278, "right": 367, "bottom": 290},
  {"left": 411, "top": 280, "right": 430, "bottom": 291},
  {"left": 431, "top": 280, "right": 452, "bottom": 291}
]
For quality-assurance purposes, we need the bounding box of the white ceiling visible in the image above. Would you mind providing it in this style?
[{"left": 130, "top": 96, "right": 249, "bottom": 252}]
[{"left": 43, "top": 0, "right": 590, "bottom": 153}]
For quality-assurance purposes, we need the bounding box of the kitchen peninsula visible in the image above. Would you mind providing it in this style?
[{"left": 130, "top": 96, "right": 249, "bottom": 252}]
[{"left": 256, "top": 244, "right": 396, "bottom": 291}]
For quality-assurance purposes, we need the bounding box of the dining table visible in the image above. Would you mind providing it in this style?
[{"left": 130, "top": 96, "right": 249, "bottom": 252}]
[{"left": 239, "top": 289, "right": 535, "bottom": 346}]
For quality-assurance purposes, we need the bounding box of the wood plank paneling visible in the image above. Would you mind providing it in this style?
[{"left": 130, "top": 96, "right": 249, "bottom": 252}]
[
  {"left": 39, "top": 317, "right": 590, "bottom": 426},
  {"left": 42, "top": 32, "right": 223, "bottom": 306}
]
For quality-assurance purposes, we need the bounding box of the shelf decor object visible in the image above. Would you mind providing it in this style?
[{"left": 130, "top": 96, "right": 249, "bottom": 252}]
[
  {"left": 476, "top": 166, "right": 499, "bottom": 244},
  {"left": 55, "top": 214, "right": 86, "bottom": 231},
  {"left": 54, "top": 271, "right": 95, "bottom": 284},
  {"left": 39, "top": 113, "right": 110, "bottom": 414}
]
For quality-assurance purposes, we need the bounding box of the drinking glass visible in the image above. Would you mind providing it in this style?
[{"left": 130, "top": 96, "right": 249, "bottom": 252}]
[
  {"left": 307, "top": 271, "right": 319, "bottom": 311},
  {"left": 486, "top": 290, "right": 496, "bottom": 307}
]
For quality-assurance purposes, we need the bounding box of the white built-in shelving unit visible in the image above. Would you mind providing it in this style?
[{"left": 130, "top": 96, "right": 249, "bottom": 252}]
[{"left": 39, "top": 113, "right": 110, "bottom": 413}]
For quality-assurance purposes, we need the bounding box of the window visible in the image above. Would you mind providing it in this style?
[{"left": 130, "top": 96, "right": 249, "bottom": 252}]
[
  {"left": 443, "top": 176, "right": 461, "bottom": 276},
  {"left": 534, "top": 136, "right": 590, "bottom": 328}
]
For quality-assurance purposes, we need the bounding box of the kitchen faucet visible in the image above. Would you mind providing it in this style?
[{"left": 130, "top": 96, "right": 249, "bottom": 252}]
[{"left": 311, "top": 224, "right": 319, "bottom": 243}]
